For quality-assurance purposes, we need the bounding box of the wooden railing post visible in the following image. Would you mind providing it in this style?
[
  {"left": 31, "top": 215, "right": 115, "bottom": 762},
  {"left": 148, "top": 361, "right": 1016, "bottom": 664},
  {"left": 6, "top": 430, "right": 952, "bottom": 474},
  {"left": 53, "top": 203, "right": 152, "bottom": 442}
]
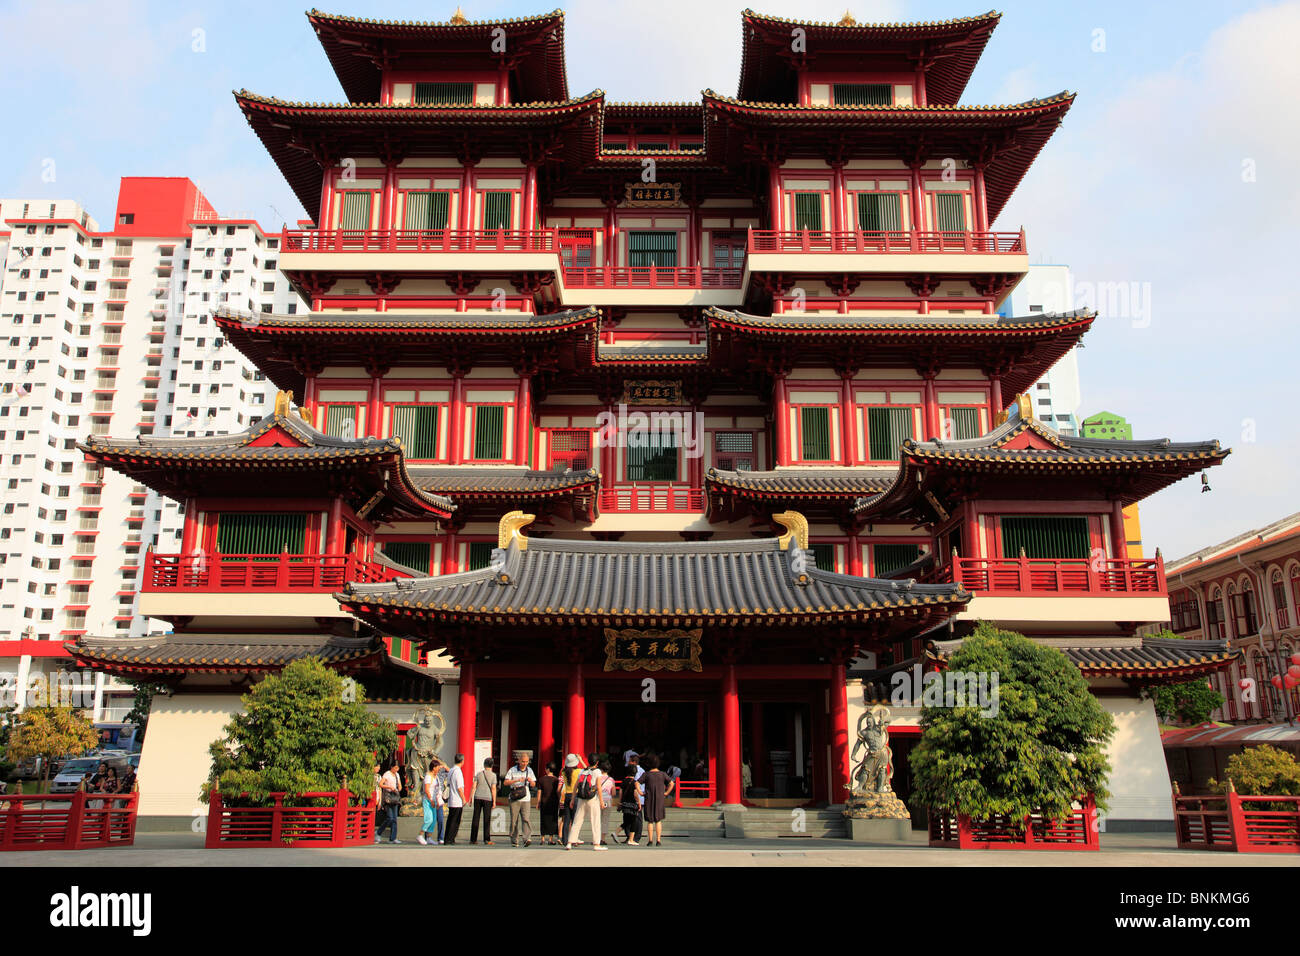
[
  {"left": 332, "top": 784, "right": 349, "bottom": 845},
  {"left": 66, "top": 784, "right": 87, "bottom": 851},
  {"left": 1225, "top": 778, "right": 1246, "bottom": 852},
  {"left": 270, "top": 794, "right": 284, "bottom": 845},
  {"left": 206, "top": 785, "right": 223, "bottom": 849}
]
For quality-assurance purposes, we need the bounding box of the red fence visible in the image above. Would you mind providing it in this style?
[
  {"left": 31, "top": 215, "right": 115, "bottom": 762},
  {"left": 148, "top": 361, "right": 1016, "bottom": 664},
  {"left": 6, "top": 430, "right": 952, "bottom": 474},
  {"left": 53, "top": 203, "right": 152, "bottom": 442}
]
[
  {"left": 283, "top": 228, "right": 560, "bottom": 254},
  {"left": 205, "top": 789, "right": 375, "bottom": 848},
  {"left": 144, "top": 551, "right": 404, "bottom": 593},
  {"left": 1174, "top": 790, "right": 1300, "bottom": 853},
  {"left": 748, "top": 229, "right": 1025, "bottom": 255},
  {"left": 0, "top": 790, "right": 139, "bottom": 851},
  {"left": 564, "top": 266, "right": 742, "bottom": 289},
  {"left": 928, "top": 795, "right": 1099, "bottom": 850},
  {"left": 599, "top": 486, "right": 704, "bottom": 514},
  {"left": 923, "top": 556, "right": 1166, "bottom": 596},
  {"left": 673, "top": 778, "right": 716, "bottom": 808}
]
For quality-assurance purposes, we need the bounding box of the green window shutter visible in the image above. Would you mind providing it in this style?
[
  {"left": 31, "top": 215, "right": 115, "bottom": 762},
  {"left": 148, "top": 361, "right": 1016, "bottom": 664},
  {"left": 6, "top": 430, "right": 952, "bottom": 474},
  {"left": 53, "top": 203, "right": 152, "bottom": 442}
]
[
  {"left": 946, "top": 407, "right": 981, "bottom": 440},
  {"left": 403, "top": 191, "right": 449, "bottom": 230},
  {"left": 324, "top": 404, "right": 357, "bottom": 439},
  {"left": 800, "top": 406, "right": 832, "bottom": 461},
  {"left": 810, "top": 543, "right": 836, "bottom": 572},
  {"left": 482, "top": 192, "right": 513, "bottom": 230},
  {"left": 935, "top": 193, "right": 966, "bottom": 232},
  {"left": 873, "top": 543, "right": 923, "bottom": 576},
  {"left": 627, "top": 231, "right": 678, "bottom": 268},
  {"left": 1000, "top": 517, "right": 1090, "bottom": 560},
  {"left": 392, "top": 405, "right": 439, "bottom": 459},
  {"left": 866, "top": 407, "right": 914, "bottom": 461},
  {"left": 216, "top": 513, "right": 307, "bottom": 556},
  {"left": 626, "top": 432, "right": 679, "bottom": 482},
  {"left": 833, "top": 83, "right": 892, "bottom": 106},
  {"left": 340, "top": 192, "right": 372, "bottom": 230},
  {"left": 857, "top": 193, "right": 902, "bottom": 231},
  {"left": 467, "top": 541, "right": 495, "bottom": 571},
  {"left": 793, "top": 193, "right": 823, "bottom": 231},
  {"left": 382, "top": 541, "right": 430, "bottom": 575},
  {"left": 473, "top": 405, "right": 505, "bottom": 460},
  {"left": 414, "top": 82, "right": 474, "bottom": 105}
]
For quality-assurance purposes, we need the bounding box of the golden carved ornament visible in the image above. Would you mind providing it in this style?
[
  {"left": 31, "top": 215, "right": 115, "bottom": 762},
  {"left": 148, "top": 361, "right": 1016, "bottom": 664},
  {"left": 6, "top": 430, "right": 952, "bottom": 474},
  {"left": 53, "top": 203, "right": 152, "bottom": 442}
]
[
  {"left": 773, "top": 510, "right": 809, "bottom": 550},
  {"left": 498, "top": 510, "right": 536, "bottom": 551},
  {"left": 273, "top": 390, "right": 294, "bottom": 417}
]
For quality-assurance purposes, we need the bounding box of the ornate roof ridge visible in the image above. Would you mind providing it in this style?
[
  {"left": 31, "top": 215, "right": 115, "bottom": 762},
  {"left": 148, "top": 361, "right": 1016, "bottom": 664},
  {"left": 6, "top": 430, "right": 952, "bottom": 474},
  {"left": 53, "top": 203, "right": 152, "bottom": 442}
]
[
  {"left": 741, "top": 8, "right": 1002, "bottom": 31},
  {"left": 703, "top": 88, "right": 1075, "bottom": 112},
  {"left": 235, "top": 88, "right": 603, "bottom": 110},
  {"left": 703, "top": 307, "right": 1095, "bottom": 333},
  {"left": 307, "top": 8, "right": 565, "bottom": 29}
]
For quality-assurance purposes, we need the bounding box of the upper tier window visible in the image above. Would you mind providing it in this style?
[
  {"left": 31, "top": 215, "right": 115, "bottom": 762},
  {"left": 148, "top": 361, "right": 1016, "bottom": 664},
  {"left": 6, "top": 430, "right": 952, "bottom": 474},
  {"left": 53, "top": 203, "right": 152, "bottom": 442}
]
[
  {"left": 628, "top": 231, "right": 677, "bottom": 268},
  {"left": 414, "top": 82, "right": 474, "bottom": 105},
  {"left": 1000, "top": 517, "right": 1089, "bottom": 560},
  {"left": 404, "top": 191, "right": 450, "bottom": 231},
  {"left": 833, "top": 83, "right": 892, "bottom": 106}
]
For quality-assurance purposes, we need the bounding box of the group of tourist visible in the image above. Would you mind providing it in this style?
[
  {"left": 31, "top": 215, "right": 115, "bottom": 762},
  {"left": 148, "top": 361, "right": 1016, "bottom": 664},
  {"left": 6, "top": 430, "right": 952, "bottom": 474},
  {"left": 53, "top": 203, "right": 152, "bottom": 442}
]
[
  {"left": 370, "top": 749, "right": 678, "bottom": 848},
  {"left": 86, "top": 760, "right": 137, "bottom": 795}
]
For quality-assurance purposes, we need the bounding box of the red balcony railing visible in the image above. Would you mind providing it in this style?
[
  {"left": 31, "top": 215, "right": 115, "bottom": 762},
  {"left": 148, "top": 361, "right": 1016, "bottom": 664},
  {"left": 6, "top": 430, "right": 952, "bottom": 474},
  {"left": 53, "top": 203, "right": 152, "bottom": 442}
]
[
  {"left": 563, "top": 266, "right": 742, "bottom": 289},
  {"left": 747, "top": 228, "right": 1026, "bottom": 255},
  {"left": 282, "top": 228, "right": 561, "bottom": 254},
  {"left": 205, "top": 789, "right": 374, "bottom": 849},
  {"left": 143, "top": 551, "right": 407, "bottom": 593},
  {"left": 599, "top": 485, "right": 704, "bottom": 514},
  {"left": 0, "top": 790, "right": 139, "bottom": 851},
  {"left": 921, "top": 555, "right": 1166, "bottom": 596}
]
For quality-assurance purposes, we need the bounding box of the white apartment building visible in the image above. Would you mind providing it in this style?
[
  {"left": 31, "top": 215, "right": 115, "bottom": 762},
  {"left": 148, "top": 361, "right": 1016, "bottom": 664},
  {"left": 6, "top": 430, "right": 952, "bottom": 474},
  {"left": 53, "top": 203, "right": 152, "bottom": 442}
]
[
  {"left": 1003, "top": 263, "right": 1082, "bottom": 435},
  {"left": 0, "top": 179, "right": 302, "bottom": 720}
]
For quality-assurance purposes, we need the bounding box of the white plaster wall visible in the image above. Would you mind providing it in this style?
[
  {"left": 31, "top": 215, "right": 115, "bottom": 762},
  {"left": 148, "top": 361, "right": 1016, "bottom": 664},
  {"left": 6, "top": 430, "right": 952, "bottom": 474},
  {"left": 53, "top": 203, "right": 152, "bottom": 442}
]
[
  {"left": 137, "top": 693, "right": 243, "bottom": 819},
  {"left": 1100, "top": 694, "right": 1173, "bottom": 822}
]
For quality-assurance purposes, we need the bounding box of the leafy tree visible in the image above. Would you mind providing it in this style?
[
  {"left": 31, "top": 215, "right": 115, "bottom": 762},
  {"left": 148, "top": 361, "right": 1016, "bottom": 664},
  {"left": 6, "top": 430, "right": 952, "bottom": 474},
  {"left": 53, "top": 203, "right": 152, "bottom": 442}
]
[
  {"left": 201, "top": 657, "right": 396, "bottom": 807},
  {"left": 1212, "top": 744, "right": 1300, "bottom": 797},
  {"left": 1148, "top": 680, "right": 1225, "bottom": 726},
  {"left": 909, "top": 623, "right": 1116, "bottom": 825},
  {"left": 7, "top": 706, "right": 100, "bottom": 785}
]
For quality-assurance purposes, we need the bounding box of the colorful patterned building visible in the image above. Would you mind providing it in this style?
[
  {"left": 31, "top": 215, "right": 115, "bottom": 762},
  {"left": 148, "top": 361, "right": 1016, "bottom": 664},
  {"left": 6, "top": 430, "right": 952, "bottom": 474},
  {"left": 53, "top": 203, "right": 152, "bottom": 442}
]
[{"left": 70, "top": 9, "right": 1233, "bottom": 829}]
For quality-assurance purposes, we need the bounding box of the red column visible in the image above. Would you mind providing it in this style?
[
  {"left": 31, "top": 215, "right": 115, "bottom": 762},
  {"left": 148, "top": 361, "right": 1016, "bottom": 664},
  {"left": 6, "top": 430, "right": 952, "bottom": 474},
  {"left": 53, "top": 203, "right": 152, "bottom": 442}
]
[
  {"left": 367, "top": 375, "right": 382, "bottom": 438},
  {"left": 1110, "top": 500, "right": 1128, "bottom": 560},
  {"left": 909, "top": 163, "right": 924, "bottom": 234},
  {"left": 523, "top": 163, "right": 537, "bottom": 231},
  {"left": 964, "top": 506, "right": 981, "bottom": 559},
  {"left": 457, "top": 659, "right": 477, "bottom": 763},
  {"left": 449, "top": 374, "right": 464, "bottom": 464},
  {"left": 515, "top": 375, "right": 532, "bottom": 465},
  {"left": 604, "top": 202, "right": 617, "bottom": 268},
  {"left": 458, "top": 165, "right": 473, "bottom": 233},
  {"left": 303, "top": 374, "right": 316, "bottom": 413},
  {"left": 180, "top": 498, "right": 198, "bottom": 554},
  {"left": 325, "top": 497, "right": 343, "bottom": 555},
  {"left": 829, "top": 664, "right": 849, "bottom": 803},
  {"left": 441, "top": 530, "right": 458, "bottom": 574},
  {"left": 989, "top": 373, "right": 1002, "bottom": 417},
  {"left": 566, "top": 662, "right": 585, "bottom": 758},
  {"left": 539, "top": 702, "right": 554, "bottom": 770},
  {"left": 382, "top": 164, "right": 396, "bottom": 233},
  {"left": 721, "top": 664, "right": 742, "bottom": 805},
  {"left": 848, "top": 534, "right": 863, "bottom": 577},
  {"left": 839, "top": 372, "right": 855, "bottom": 465},
  {"left": 750, "top": 701, "right": 766, "bottom": 793},
  {"left": 972, "top": 165, "right": 988, "bottom": 231},
  {"left": 923, "top": 374, "right": 939, "bottom": 441},
  {"left": 773, "top": 373, "right": 790, "bottom": 466}
]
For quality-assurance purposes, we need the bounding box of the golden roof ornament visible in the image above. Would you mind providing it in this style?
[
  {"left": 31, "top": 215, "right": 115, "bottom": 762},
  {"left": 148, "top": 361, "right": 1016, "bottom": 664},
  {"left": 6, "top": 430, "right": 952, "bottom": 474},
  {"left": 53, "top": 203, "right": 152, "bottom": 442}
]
[
  {"left": 449, "top": 7, "right": 468, "bottom": 25},
  {"left": 773, "top": 510, "right": 809, "bottom": 550},
  {"left": 838, "top": 11, "right": 857, "bottom": 27},
  {"left": 273, "top": 390, "right": 294, "bottom": 417},
  {"left": 498, "top": 510, "right": 536, "bottom": 551},
  {"left": 994, "top": 393, "right": 1035, "bottom": 427}
]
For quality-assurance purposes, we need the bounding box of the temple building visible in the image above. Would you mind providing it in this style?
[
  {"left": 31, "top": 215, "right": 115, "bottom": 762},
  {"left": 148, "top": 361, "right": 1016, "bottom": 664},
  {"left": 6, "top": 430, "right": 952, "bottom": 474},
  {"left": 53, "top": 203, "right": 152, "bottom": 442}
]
[{"left": 70, "top": 8, "right": 1234, "bottom": 831}]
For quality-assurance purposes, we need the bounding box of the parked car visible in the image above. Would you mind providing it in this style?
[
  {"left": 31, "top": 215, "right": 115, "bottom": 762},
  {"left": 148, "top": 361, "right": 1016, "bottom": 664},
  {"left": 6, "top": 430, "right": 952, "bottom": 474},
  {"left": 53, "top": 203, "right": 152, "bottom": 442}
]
[{"left": 50, "top": 757, "right": 102, "bottom": 794}]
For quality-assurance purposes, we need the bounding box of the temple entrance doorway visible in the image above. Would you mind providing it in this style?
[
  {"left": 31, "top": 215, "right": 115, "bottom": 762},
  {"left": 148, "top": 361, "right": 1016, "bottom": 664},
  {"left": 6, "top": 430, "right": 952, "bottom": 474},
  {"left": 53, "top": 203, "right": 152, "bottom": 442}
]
[
  {"left": 601, "top": 701, "right": 713, "bottom": 803},
  {"left": 743, "top": 701, "right": 813, "bottom": 803}
]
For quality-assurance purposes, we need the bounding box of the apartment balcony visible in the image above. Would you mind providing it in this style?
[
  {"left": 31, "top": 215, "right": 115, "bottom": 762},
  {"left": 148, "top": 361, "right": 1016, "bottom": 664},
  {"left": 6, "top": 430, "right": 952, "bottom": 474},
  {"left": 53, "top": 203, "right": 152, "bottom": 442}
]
[
  {"left": 560, "top": 266, "right": 745, "bottom": 307},
  {"left": 280, "top": 228, "right": 564, "bottom": 276},
  {"left": 744, "top": 228, "right": 1029, "bottom": 282},
  {"left": 922, "top": 555, "right": 1171, "bottom": 630}
]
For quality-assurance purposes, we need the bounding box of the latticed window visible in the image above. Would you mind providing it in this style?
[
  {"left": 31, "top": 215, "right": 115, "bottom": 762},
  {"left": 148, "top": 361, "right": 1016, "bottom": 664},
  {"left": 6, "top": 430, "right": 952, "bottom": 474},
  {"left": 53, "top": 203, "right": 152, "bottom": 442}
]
[
  {"left": 391, "top": 405, "right": 439, "bottom": 460},
  {"left": 413, "top": 82, "right": 474, "bottom": 105},
  {"left": 793, "top": 193, "right": 822, "bottom": 231},
  {"left": 714, "top": 431, "right": 755, "bottom": 471},
  {"left": 216, "top": 513, "right": 306, "bottom": 556},
  {"left": 833, "top": 83, "right": 892, "bottom": 106},
  {"left": 857, "top": 193, "right": 902, "bottom": 231},
  {"left": 473, "top": 405, "right": 505, "bottom": 460},
  {"left": 874, "top": 543, "right": 923, "bottom": 576},
  {"left": 1234, "top": 587, "right": 1259, "bottom": 636},
  {"left": 944, "top": 407, "right": 982, "bottom": 440},
  {"left": 934, "top": 193, "right": 966, "bottom": 232},
  {"left": 403, "top": 191, "right": 450, "bottom": 230},
  {"left": 1000, "top": 516, "right": 1089, "bottom": 560},
  {"left": 548, "top": 429, "right": 592, "bottom": 471},
  {"left": 627, "top": 432, "right": 678, "bottom": 481},
  {"left": 800, "top": 407, "right": 832, "bottom": 461},
  {"left": 339, "top": 192, "right": 372, "bottom": 230},
  {"left": 866, "top": 407, "right": 914, "bottom": 461},
  {"left": 324, "top": 404, "right": 358, "bottom": 439},
  {"left": 481, "top": 192, "right": 513, "bottom": 230},
  {"left": 382, "top": 541, "right": 431, "bottom": 574},
  {"left": 810, "top": 543, "right": 836, "bottom": 572},
  {"left": 627, "top": 231, "right": 677, "bottom": 268},
  {"left": 467, "top": 541, "right": 495, "bottom": 571}
]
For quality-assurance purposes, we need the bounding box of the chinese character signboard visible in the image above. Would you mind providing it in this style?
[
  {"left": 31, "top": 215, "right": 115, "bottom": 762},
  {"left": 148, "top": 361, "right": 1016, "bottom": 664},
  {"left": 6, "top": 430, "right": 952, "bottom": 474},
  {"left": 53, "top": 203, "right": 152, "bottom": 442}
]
[
  {"left": 620, "top": 379, "right": 683, "bottom": 406},
  {"left": 603, "top": 627, "right": 702, "bottom": 672},
  {"left": 623, "top": 182, "right": 682, "bottom": 206}
]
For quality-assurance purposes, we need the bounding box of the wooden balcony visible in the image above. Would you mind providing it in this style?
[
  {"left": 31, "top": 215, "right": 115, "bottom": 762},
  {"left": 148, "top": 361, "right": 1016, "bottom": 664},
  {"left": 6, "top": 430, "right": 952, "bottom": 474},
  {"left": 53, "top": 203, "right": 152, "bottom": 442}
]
[
  {"left": 282, "top": 228, "right": 561, "bottom": 254},
  {"left": 922, "top": 555, "right": 1166, "bottom": 596},
  {"left": 599, "top": 485, "right": 704, "bottom": 514},
  {"left": 142, "top": 551, "right": 407, "bottom": 593},
  {"left": 563, "top": 266, "right": 742, "bottom": 289},
  {"left": 747, "top": 228, "right": 1026, "bottom": 255}
]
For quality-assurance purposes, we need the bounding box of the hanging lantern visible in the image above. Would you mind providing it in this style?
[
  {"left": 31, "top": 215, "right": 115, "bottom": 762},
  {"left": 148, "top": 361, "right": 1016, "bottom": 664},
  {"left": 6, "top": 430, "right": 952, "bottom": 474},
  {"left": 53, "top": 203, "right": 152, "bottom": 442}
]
[
  {"left": 1291, "top": 652, "right": 1300, "bottom": 667},
  {"left": 1289, "top": 665, "right": 1300, "bottom": 680},
  {"left": 1271, "top": 675, "right": 1285, "bottom": 689},
  {"left": 1285, "top": 674, "right": 1299, "bottom": 689}
]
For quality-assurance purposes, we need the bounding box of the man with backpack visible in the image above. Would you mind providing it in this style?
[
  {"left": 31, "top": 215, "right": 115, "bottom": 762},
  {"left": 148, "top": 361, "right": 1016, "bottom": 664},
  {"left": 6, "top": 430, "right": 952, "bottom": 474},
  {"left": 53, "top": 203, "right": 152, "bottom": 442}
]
[
  {"left": 565, "top": 753, "right": 607, "bottom": 851},
  {"left": 503, "top": 751, "right": 536, "bottom": 847}
]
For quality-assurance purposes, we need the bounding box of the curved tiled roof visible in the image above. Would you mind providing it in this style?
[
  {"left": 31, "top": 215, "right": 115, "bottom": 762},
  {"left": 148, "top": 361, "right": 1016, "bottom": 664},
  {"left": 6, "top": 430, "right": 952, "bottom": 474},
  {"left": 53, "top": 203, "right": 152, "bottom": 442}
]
[
  {"left": 928, "top": 635, "right": 1240, "bottom": 683},
  {"left": 340, "top": 530, "right": 969, "bottom": 628},
  {"left": 704, "top": 307, "right": 1093, "bottom": 334},
  {"left": 67, "top": 633, "right": 384, "bottom": 676},
  {"left": 216, "top": 306, "right": 600, "bottom": 333},
  {"left": 707, "top": 467, "right": 895, "bottom": 497},
  {"left": 235, "top": 89, "right": 603, "bottom": 114},
  {"left": 410, "top": 466, "right": 599, "bottom": 498},
  {"left": 596, "top": 342, "right": 710, "bottom": 364}
]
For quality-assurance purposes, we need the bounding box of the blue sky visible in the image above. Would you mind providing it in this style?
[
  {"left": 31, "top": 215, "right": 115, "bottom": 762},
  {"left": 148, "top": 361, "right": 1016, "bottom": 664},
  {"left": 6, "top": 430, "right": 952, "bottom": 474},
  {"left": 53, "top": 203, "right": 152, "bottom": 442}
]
[{"left": 1, "top": 0, "right": 1295, "bottom": 558}]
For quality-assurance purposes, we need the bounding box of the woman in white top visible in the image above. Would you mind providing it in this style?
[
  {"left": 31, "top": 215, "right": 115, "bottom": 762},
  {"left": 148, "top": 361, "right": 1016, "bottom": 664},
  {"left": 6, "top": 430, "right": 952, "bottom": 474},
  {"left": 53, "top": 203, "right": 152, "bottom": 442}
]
[{"left": 376, "top": 758, "right": 402, "bottom": 845}]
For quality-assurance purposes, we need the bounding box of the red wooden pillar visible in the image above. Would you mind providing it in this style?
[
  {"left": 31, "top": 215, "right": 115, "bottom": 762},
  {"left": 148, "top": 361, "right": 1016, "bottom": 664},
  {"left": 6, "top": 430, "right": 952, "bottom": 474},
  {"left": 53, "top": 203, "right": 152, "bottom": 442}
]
[
  {"left": 523, "top": 163, "right": 537, "bottom": 230},
  {"left": 829, "top": 664, "right": 850, "bottom": 803},
  {"left": 923, "top": 373, "right": 939, "bottom": 440},
  {"left": 367, "top": 375, "right": 382, "bottom": 438},
  {"left": 181, "top": 498, "right": 198, "bottom": 554},
  {"left": 303, "top": 374, "right": 316, "bottom": 413},
  {"left": 848, "top": 534, "right": 863, "bottom": 577},
  {"left": 458, "top": 165, "right": 473, "bottom": 232},
  {"left": 515, "top": 374, "right": 532, "bottom": 466},
  {"left": 449, "top": 373, "right": 464, "bottom": 464},
  {"left": 989, "top": 372, "right": 1002, "bottom": 418},
  {"left": 382, "top": 163, "right": 396, "bottom": 233},
  {"left": 721, "top": 664, "right": 742, "bottom": 805},
  {"left": 320, "top": 169, "right": 333, "bottom": 229},
  {"left": 839, "top": 372, "right": 855, "bottom": 464},
  {"left": 325, "top": 497, "right": 343, "bottom": 555},
  {"left": 830, "top": 163, "right": 844, "bottom": 233},
  {"left": 972, "top": 164, "right": 988, "bottom": 231},
  {"left": 603, "top": 201, "right": 617, "bottom": 268},
  {"left": 441, "top": 530, "right": 458, "bottom": 574},
  {"left": 1110, "top": 500, "right": 1128, "bottom": 560},
  {"left": 909, "top": 163, "right": 924, "bottom": 234},
  {"left": 566, "top": 661, "right": 585, "bottom": 758},
  {"left": 539, "top": 702, "right": 555, "bottom": 770},
  {"left": 750, "top": 701, "right": 766, "bottom": 793},
  {"left": 773, "top": 373, "right": 790, "bottom": 466},
  {"left": 457, "top": 659, "right": 476, "bottom": 764},
  {"left": 963, "top": 505, "right": 981, "bottom": 559}
]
